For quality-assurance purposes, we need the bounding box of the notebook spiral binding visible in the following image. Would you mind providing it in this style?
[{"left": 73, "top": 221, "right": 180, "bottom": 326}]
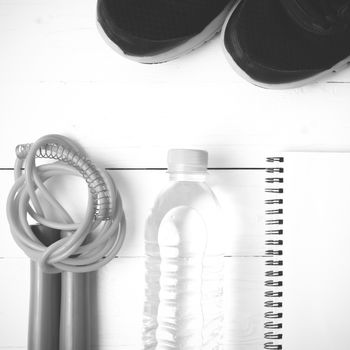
[{"left": 264, "top": 157, "right": 284, "bottom": 350}]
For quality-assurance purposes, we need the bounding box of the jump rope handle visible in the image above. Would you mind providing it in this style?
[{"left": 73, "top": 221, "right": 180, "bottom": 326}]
[
  {"left": 28, "top": 225, "right": 61, "bottom": 350},
  {"left": 59, "top": 229, "right": 91, "bottom": 350},
  {"left": 29, "top": 225, "right": 91, "bottom": 350},
  {"left": 60, "top": 272, "right": 91, "bottom": 350}
]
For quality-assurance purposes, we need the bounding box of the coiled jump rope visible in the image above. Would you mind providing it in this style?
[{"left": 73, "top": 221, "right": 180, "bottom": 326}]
[{"left": 7, "top": 134, "right": 126, "bottom": 350}]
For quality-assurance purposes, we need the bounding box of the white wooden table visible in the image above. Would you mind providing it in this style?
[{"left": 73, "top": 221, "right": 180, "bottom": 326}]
[{"left": 1, "top": 1, "right": 350, "bottom": 349}]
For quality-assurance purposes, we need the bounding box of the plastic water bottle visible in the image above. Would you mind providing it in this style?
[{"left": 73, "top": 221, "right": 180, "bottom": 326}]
[{"left": 143, "top": 149, "right": 224, "bottom": 350}]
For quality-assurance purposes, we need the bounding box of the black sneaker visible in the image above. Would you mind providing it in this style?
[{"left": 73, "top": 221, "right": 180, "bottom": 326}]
[
  {"left": 222, "top": 0, "right": 350, "bottom": 88},
  {"left": 97, "top": 0, "right": 235, "bottom": 64}
]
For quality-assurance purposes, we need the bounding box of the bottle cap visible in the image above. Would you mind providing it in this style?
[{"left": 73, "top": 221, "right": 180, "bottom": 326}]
[{"left": 167, "top": 149, "right": 208, "bottom": 173}]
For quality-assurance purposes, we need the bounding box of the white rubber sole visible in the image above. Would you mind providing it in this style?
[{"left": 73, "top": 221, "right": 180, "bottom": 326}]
[
  {"left": 97, "top": 0, "right": 236, "bottom": 64},
  {"left": 221, "top": 0, "right": 350, "bottom": 89}
]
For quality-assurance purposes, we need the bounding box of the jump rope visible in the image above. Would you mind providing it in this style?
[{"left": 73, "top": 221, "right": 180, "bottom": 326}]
[{"left": 6, "top": 134, "right": 126, "bottom": 349}]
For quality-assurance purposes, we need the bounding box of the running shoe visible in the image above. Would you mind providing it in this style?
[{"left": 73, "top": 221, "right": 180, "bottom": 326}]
[
  {"left": 97, "top": 0, "right": 236, "bottom": 63},
  {"left": 223, "top": 0, "right": 350, "bottom": 88}
]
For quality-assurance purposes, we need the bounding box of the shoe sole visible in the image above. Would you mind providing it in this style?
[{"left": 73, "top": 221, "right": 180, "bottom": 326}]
[
  {"left": 221, "top": 0, "right": 350, "bottom": 89},
  {"left": 97, "top": 0, "right": 237, "bottom": 64}
]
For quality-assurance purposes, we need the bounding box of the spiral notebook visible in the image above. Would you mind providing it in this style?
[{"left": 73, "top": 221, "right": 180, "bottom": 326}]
[{"left": 264, "top": 153, "right": 350, "bottom": 350}]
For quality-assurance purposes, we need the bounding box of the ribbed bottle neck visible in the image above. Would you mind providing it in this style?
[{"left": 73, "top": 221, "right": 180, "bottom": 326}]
[{"left": 168, "top": 172, "right": 207, "bottom": 182}]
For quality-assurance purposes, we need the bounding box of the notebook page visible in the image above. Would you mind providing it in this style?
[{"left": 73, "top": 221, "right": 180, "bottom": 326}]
[{"left": 284, "top": 152, "right": 350, "bottom": 349}]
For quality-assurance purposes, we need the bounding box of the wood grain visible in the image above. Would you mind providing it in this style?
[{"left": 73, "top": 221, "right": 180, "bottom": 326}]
[
  {"left": 1, "top": 0, "right": 350, "bottom": 168},
  {"left": 0, "top": 257, "right": 265, "bottom": 349},
  {"left": 1, "top": 0, "right": 349, "bottom": 348},
  {"left": 0, "top": 169, "right": 266, "bottom": 258}
]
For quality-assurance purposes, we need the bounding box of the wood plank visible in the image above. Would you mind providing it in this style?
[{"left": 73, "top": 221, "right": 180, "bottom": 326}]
[
  {"left": 0, "top": 169, "right": 266, "bottom": 258},
  {"left": 0, "top": 257, "right": 265, "bottom": 349},
  {"left": 2, "top": 80, "right": 350, "bottom": 167},
  {"left": 1, "top": 0, "right": 350, "bottom": 168},
  {"left": 0, "top": 0, "right": 349, "bottom": 85}
]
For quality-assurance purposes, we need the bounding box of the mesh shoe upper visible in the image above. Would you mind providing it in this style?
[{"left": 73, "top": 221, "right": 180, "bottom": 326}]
[
  {"left": 224, "top": 0, "right": 350, "bottom": 84},
  {"left": 99, "top": 0, "right": 232, "bottom": 40},
  {"left": 282, "top": 0, "right": 350, "bottom": 34}
]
